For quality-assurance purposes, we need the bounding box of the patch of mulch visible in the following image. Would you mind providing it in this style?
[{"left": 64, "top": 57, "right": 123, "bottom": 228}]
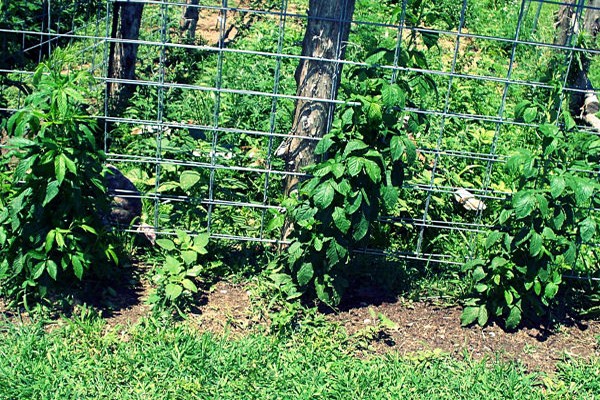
[{"left": 329, "top": 300, "right": 599, "bottom": 373}]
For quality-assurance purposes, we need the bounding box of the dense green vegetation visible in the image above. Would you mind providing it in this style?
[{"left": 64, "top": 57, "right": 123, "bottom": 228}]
[
  {"left": 0, "top": 0, "right": 599, "bottom": 343},
  {"left": 1, "top": 316, "right": 599, "bottom": 399}
]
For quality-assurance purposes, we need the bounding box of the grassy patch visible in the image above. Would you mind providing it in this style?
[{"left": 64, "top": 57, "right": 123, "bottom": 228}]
[{"left": 0, "top": 315, "right": 598, "bottom": 399}]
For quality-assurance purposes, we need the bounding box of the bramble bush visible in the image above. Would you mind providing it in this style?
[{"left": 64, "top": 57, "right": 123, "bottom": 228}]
[{"left": 462, "top": 120, "right": 600, "bottom": 329}]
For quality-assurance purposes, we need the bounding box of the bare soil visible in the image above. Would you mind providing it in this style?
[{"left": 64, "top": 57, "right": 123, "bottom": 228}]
[{"left": 2, "top": 280, "right": 598, "bottom": 373}]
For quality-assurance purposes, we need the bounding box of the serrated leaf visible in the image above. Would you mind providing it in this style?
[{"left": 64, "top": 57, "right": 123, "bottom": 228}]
[
  {"left": 180, "top": 171, "right": 201, "bottom": 191},
  {"left": 296, "top": 263, "right": 314, "bottom": 286},
  {"left": 472, "top": 266, "right": 486, "bottom": 282},
  {"left": 165, "top": 283, "right": 183, "bottom": 300},
  {"left": 332, "top": 207, "right": 350, "bottom": 234},
  {"left": 181, "top": 250, "right": 197, "bottom": 265},
  {"left": 380, "top": 185, "right": 399, "bottom": 211},
  {"left": 390, "top": 136, "right": 405, "bottom": 162},
  {"left": 55, "top": 155, "right": 66, "bottom": 185},
  {"left": 363, "top": 159, "right": 381, "bottom": 183},
  {"left": 512, "top": 190, "right": 536, "bottom": 219},
  {"left": 346, "top": 192, "right": 363, "bottom": 215},
  {"left": 522, "top": 107, "right": 537, "bottom": 123},
  {"left": 579, "top": 217, "right": 596, "bottom": 242},
  {"left": 353, "top": 214, "right": 369, "bottom": 241},
  {"left": 403, "top": 137, "right": 417, "bottom": 165},
  {"left": 529, "top": 231, "right": 543, "bottom": 257},
  {"left": 313, "top": 180, "right": 335, "bottom": 209},
  {"left": 460, "top": 306, "right": 479, "bottom": 326},
  {"left": 485, "top": 231, "right": 503, "bottom": 250},
  {"left": 346, "top": 157, "right": 364, "bottom": 176},
  {"left": 381, "top": 84, "right": 404, "bottom": 108},
  {"left": 43, "top": 180, "right": 60, "bottom": 207},
  {"left": 156, "top": 238, "right": 176, "bottom": 251},
  {"left": 549, "top": 176, "right": 566, "bottom": 198},
  {"left": 343, "top": 140, "right": 369, "bottom": 158}
]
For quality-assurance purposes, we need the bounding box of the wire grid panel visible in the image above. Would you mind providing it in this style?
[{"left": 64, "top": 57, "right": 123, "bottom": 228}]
[{"left": 1, "top": 0, "right": 599, "bottom": 269}]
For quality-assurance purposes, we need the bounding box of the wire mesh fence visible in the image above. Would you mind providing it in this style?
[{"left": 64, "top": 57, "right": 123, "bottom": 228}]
[{"left": 1, "top": 0, "right": 599, "bottom": 277}]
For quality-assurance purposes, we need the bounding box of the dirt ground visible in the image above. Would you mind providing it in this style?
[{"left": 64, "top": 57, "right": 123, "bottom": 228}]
[{"left": 2, "top": 280, "right": 598, "bottom": 373}]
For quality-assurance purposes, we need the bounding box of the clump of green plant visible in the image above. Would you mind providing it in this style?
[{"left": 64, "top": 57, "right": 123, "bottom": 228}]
[
  {"left": 148, "top": 229, "right": 210, "bottom": 315},
  {"left": 0, "top": 50, "right": 121, "bottom": 307},
  {"left": 276, "top": 79, "right": 417, "bottom": 306},
  {"left": 462, "top": 122, "right": 600, "bottom": 329}
]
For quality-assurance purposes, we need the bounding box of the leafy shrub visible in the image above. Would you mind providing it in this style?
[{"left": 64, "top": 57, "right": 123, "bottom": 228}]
[
  {"left": 462, "top": 122, "right": 600, "bottom": 329},
  {"left": 148, "top": 229, "right": 210, "bottom": 315},
  {"left": 0, "top": 50, "right": 120, "bottom": 306},
  {"left": 276, "top": 79, "right": 416, "bottom": 305}
]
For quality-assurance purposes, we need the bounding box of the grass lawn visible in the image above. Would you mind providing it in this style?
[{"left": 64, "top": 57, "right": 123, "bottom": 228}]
[{"left": 1, "top": 313, "right": 599, "bottom": 400}]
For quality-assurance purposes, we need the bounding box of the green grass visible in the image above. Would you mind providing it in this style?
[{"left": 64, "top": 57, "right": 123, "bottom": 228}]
[{"left": 1, "top": 315, "right": 598, "bottom": 399}]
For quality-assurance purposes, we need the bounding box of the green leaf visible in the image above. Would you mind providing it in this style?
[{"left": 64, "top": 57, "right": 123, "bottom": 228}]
[
  {"left": 343, "top": 140, "right": 369, "bottom": 158},
  {"left": 549, "top": 176, "right": 566, "bottom": 198},
  {"left": 296, "top": 263, "right": 314, "bottom": 287},
  {"left": 477, "top": 305, "right": 489, "bottom": 326},
  {"left": 46, "top": 260, "right": 58, "bottom": 280},
  {"left": 363, "top": 159, "right": 381, "bottom": 183},
  {"left": 312, "top": 180, "right": 335, "bottom": 209},
  {"left": 390, "top": 136, "right": 405, "bottom": 162},
  {"left": 165, "top": 283, "right": 183, "bottom": 300},
  {"left": 381, "top": 84, "right": 404, "bottom": 108},
  {"left": 472, "top": 266, "right": 486, "bottom": 282},
  {"left": 181, "top": 250, "right": 197, "bottom": 265},
  {"left": 353, "top": 213, "right": 369, "bottom": 242},
  {"left": 181, "top": 278, "right": 198, "bottom": 293},
  {"left": 72, "top": 256, "right": 84, "bottom": 280},
  {"left": 366, "top": 101, "right": 382, "bottom": 124},
  {"left": 346, "top": 157, "right": 364, "bottom": 176},
  {"left": 579, "top": 217, "right": 596, "bottom": 242},
  {"left": 43, "top": 181, "right": 60, "bottom": 207},
  {"left": 55, "top": 154, "right": 66, "bottom": 185},
  {"left": 570, "top": 177, "right": 595, "bottom": 206},
  {"left": 403, "top": 137, "right": 417, "bottom": 165},
  {"left": 180, "top": 171, "right": 202, "bottom": 191},
  {"left": 156, "top": 238, "right": 176, "bottom": 251},
  {"left": 460, "top": 306, "right": 479, "bottom": 326},
  {"left": 544, "top": 282, "right": 559, "bottom": 300},
  {"left": 485, "top": 231, "right": 503, "bottom": 250},
  {"left": 346, "top": 192, "right": 363, "bottom": 215},
  {"left": 505, "top": 305, "right": 521, "bottom": 329},
  {"left": 194, "top": 232, "right": 210, "bottom": 251},
  {"left": 529, "top": 231, "right": 543, "bottom": 257},
  {"left": 380, "top": 185, "right": 399, "bottom": 211},
  {"left": 315, "top": 135, "right": 335, "bottom": 155},
  {"left": 504, "top": 290, "right": 514, "bottom": 306},
  {"left": 522, "top": 107, "right": 537, "bottom": 123},
  {"left": 332, "top": 207, "right": 350, "bottom": 234},
  {"left": 512, "top": 190, "right": 536, "bottom": 219},
  {"left": 538, "top": 124, "right": 559, "bottom": 138}
]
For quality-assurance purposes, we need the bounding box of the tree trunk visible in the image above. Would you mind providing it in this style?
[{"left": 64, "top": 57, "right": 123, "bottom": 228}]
[
  {"left": 107, "top": 1, "right": 144, "bottom": 117},
  {"left": 555, "top": 0, "right": 600, "bottom": 130},
  {"left": 277, "top": 0, "right": 356, "bottom": 195},
  {"left": 276, "top": 0, "right": 356, "bottom": 244},
  {"left": 180, "top": 0, "right": 200, "bottom": 41}
]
